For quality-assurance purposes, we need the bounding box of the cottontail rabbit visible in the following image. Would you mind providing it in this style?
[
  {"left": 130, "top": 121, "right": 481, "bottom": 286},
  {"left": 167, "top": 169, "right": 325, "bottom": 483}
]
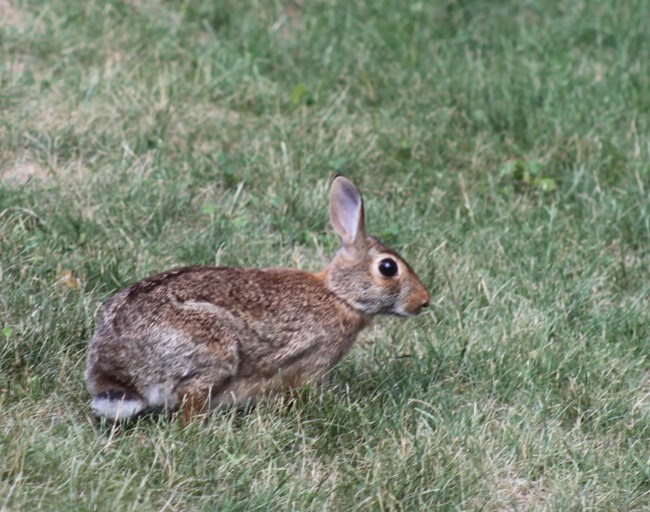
[{"left": 85, "top": 176, "right": 430, "bottom": 421}]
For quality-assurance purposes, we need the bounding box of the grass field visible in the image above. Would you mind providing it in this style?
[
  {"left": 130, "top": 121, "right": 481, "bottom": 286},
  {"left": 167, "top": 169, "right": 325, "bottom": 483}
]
[{"left": 1, "top": 0, "right": 650, "bottom": 509}]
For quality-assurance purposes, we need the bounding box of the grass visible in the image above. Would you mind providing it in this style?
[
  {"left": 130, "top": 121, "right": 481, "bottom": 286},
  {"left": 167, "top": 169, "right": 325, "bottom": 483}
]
[{"left": 1, "top": 0, "right": 650, "bottom": 509}]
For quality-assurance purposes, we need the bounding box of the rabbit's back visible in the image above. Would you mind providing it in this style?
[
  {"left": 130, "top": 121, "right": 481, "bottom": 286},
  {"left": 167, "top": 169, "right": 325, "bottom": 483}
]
[{"left": 98, "top": 266, "right": 368, "bottom": 355}]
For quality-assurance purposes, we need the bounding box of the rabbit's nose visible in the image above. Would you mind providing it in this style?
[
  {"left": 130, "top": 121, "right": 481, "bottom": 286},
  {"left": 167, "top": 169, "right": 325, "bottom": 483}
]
[{"left": 421, "top": 300, "right": 430, "bottom": 308}]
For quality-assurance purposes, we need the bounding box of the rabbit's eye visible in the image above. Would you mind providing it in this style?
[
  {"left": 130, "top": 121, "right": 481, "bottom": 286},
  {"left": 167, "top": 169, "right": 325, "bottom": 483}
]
[{"left": 378, "top": 258, "right": 398, "bottom": 277}]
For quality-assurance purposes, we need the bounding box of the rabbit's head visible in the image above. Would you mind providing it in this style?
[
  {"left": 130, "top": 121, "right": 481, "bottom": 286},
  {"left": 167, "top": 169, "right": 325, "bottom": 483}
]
[{"left": 325, "top": 176, "right": 430, "bottom": 317}]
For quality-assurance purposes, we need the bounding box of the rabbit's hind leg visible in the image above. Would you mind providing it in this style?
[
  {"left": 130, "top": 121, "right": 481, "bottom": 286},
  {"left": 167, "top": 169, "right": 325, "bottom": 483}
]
[
  {"left": 177, "top": 388, "right": 211, "bottom": 425},
  {"left": 175, "top": 373, "right": 232, "bottom": 425}
]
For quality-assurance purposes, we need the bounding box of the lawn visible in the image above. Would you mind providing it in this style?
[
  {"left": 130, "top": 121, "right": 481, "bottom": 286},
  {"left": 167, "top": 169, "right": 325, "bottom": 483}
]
[{"left": 1, "top": 0, "right": 649, "bottom": 509}]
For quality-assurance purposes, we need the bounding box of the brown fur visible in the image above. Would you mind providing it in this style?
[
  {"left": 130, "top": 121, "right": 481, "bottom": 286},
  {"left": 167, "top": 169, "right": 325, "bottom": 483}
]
[{"left": 84, "top": 176, "right": 430, "bottom": 421}]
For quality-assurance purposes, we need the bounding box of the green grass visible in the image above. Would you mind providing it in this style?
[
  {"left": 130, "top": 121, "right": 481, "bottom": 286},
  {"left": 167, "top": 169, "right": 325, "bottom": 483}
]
[{"left": 1, "top": 0, "right": 650, "bottom": 509}]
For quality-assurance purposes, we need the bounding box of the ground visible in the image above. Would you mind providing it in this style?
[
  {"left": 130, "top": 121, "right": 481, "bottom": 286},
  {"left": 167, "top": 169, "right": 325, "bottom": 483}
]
[{"left": 1, "top": 0, "right": 649, "bottom": 510}]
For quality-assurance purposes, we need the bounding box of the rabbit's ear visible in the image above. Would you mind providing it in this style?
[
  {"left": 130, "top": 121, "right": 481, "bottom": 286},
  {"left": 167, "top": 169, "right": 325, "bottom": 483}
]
[{"left": 329, "top": 175, "right": 366, "bottom": 249}]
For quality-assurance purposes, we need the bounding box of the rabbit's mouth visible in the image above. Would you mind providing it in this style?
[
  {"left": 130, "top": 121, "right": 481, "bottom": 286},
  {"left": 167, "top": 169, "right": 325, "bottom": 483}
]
[
  {"left": 394, "top": 303, "right": 428, "bottom": 317},
  {"left": 397, "top": 290, "right": 430, "bottom": 317}
]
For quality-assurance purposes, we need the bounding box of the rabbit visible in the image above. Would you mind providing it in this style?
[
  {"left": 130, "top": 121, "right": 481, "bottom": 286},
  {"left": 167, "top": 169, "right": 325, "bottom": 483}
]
[{"left": 85, "top": 175, "right": 430, "bottom": 422}]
